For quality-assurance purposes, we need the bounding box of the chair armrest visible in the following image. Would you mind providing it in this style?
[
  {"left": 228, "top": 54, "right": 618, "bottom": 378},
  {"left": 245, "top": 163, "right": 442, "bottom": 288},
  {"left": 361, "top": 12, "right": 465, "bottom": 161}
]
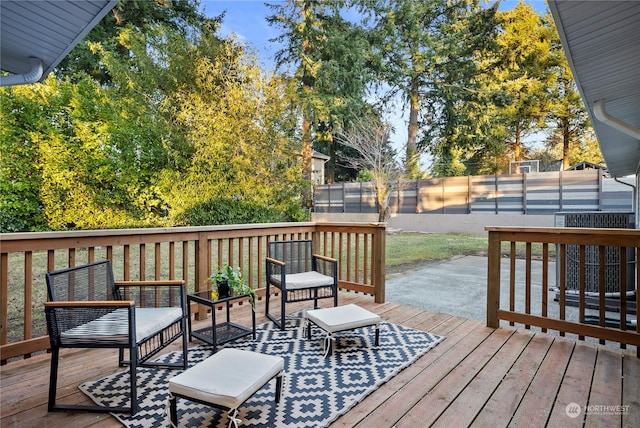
[
  {"left": 266, "top": 257, "right": 286, "bottom": 267},
  {"left": 313, "top": 254, "right": 337, "bottom": 263},
  {"left": 44, "top": 301, "right": 134, "bottom": 308},
  {"left": 312, "top": 254, "right": 338, "bottom": 280}
]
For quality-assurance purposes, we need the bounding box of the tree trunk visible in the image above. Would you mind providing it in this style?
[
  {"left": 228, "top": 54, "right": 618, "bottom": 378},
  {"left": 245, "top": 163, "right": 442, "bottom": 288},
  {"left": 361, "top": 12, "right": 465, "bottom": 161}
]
[
  {"left": 562, "top": 117, "right": 570, "bottom": 170},
  {"left": 302, "top": 115, "right": 313, "bottom": 207},
  {"left": 327, "top": 134, "right": 335, "bottom": 184},
  {"left": 513, "top": 125, "right": 522, "bottom": 162},
  {"left": 406, "top": 77, "right": 420, "bottom": 178}
]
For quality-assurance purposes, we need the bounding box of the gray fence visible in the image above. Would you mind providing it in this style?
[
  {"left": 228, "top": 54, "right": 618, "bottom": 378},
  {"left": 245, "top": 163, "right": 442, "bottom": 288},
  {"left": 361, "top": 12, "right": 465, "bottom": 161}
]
[{"left": 314, "top": 170, "right": 633, "bottom": 215}]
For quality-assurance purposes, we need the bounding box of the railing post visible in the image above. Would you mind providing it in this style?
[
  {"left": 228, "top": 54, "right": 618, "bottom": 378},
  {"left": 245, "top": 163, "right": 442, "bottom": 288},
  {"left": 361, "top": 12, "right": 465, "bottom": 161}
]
[
  {"left": 373, "top": 225, "right": 386, "bottom": 303},
  {"left": 487, "top": 230, "right": 501, "bottom": 328},
  {"left": 195, "top": 231, "right": 209, "bottom": 321}
]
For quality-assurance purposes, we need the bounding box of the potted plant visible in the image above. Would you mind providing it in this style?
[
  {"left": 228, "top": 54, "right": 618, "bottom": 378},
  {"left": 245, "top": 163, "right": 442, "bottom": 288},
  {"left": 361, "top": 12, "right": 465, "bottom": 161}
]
[{"left": 206, "top": 264, "right": 256, "bottom": 307}]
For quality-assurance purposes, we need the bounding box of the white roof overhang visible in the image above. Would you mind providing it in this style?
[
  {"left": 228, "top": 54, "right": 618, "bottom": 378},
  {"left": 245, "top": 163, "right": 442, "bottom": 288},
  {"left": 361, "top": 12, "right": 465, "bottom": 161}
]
[
  {"left": 0, "top": 0, "right": 118, "bottom": 86},
  {"left": 548, "top": 1, "right": 640, "bottom": 177}
]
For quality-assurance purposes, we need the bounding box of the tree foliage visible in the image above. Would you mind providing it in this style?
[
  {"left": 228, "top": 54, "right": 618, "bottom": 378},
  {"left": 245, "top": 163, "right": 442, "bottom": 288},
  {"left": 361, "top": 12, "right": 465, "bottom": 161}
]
[
  {"left": 267, "top": 0, "right": 374, "bottom": 187},
  {"left": 1, "top": 2, "right": 307, "bottom": 231},
  {"left": 355, "top": 0, "right": 498, "bottom": 178},
  {"left": 1, "top": 0, "right": 600, "bottom": 232},
  {"left": 56, "top": 0, "right": 211, "bottom": 83}
]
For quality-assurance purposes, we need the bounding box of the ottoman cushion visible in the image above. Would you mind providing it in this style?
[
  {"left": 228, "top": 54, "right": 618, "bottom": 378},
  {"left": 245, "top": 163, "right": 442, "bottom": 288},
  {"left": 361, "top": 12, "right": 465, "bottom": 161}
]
[
  {"left": 169, "top": 348, "right": 284, "bottom": 410},
  {"left": 306, "top": 304, "right": 381, "bottom": 333}
]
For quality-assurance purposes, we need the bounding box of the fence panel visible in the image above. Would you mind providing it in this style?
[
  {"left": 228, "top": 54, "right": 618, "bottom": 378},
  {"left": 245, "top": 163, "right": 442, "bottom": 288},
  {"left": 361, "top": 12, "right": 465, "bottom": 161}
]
[
  {"left": 496, "top": 175, "right": 524, "bottom": 213},
  {"left": 470, "top": 175, "right": 498, "bottom": 213},
  {"left": 417, "top": 177, "right": 444, "bottom": 213},
  {"left": 314, "top": 169, "right": 632, "bottom": 215}
]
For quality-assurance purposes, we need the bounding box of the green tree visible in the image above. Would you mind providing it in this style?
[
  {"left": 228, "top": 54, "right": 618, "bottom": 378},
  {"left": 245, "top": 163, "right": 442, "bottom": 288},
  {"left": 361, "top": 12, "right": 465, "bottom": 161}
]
[
  {"left": 0, "top": 84, "right": 47, "bottom": 231},
  {"left": 490, "top": 1, "right": 555, "bottom": 169},
  {"left": 543, "top": 12, "right": 592, "bottom": 170},
  {"left": 1, "top": 13, "right": 308, "bottom": 231},
  {"left": 56, "top": 0, "right": 211, "bottom": 83},
  {"left": 0, "top": 72, "right": 171, "bottom": 231},
  {"left": 109, "top": 23, "right": 307, "bottom": 223},
  {"left": 267, "top": 0, "right": 373, "bottom": 190},
  {"left": 421, "top": 2, "right": 500, "bottom": 177},
  {"left": 357, "top": 0, "right": 497, "bottom": 178}
]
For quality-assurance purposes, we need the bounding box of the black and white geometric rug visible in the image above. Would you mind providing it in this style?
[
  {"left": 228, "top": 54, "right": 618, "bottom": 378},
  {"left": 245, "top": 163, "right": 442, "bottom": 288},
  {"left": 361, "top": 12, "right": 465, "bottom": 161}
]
[{"left": 80, "top": 315, "right": 444, "bottom": 427}]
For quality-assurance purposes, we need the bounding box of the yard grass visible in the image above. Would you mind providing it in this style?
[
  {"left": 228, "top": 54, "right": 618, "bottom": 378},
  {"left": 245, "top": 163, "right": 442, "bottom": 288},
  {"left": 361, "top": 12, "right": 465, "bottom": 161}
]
[
  {"left": 386, "top": 232, "right": 488, "bottom": 270},
  {"left": 385, "top": 231, "right": 555, "bottom": 273}
]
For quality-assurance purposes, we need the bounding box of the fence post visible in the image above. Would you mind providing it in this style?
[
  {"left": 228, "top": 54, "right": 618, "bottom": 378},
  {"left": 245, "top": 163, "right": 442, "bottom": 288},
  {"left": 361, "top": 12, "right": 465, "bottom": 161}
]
[
  {"left": 559, "top": 170, "right": 564, "bottom": 211},
  {"left": 494, "top": 175, "right": 499, "bottom": 214},
  {"left": 467, "top": 175, "right": 472, "bottom": 214},
  {"left": 416, "top": 178, "right": 420, "bottom": 213},
  {"left": 523, "top": 172, "right": 528, "bottom": 214},
  {"left": 441, "top": 178, "right": 445, "bottom": 214},
  {"left": 487, "top": 230, "right": 501, "bottom": 328},
  {"left": 597, "top": 169, "right": 603, "bottom": 210}
]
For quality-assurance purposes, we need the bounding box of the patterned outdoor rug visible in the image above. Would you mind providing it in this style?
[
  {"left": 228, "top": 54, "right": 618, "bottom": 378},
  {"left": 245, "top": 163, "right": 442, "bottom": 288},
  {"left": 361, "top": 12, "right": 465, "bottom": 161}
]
[{"left": 80, "top": 315, "right": 445, "bottom": 428}]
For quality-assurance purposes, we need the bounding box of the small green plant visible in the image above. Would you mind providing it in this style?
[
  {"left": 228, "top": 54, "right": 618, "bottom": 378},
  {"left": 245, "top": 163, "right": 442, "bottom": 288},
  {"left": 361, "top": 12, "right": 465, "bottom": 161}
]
[{"left": 206, "top": 264, "right": 256, "bottom": 307}]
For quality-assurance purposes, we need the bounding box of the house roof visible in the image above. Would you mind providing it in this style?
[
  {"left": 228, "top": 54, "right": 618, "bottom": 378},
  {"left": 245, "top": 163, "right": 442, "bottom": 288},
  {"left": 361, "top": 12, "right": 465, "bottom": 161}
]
[
  {"left": 548, "top": 1, "right": 640, "bottom": 177},
  {"left": 0, "top": 0, "right": 118, "bottom": 85}
]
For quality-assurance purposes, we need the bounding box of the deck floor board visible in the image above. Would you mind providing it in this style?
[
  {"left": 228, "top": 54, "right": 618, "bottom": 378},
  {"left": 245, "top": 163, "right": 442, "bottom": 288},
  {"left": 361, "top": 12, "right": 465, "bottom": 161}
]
[{"left": 2, "top": 292, "right": 637, "bottom": 428}]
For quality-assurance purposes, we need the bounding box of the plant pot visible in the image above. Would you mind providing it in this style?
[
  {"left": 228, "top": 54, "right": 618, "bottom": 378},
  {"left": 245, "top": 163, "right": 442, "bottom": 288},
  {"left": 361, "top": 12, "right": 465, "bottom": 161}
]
[{"left": 217, "top": 281, "right": 230, "bottom": 298}]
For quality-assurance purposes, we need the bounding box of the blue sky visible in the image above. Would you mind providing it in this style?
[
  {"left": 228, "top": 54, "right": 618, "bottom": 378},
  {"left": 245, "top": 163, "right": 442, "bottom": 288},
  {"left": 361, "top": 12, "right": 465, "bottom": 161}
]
[
  {"left": 201, "top": 1, "right": 284, "bottom": 67},
  {"left": 200, "top": 0, "right": 549, "bottom": 66}
]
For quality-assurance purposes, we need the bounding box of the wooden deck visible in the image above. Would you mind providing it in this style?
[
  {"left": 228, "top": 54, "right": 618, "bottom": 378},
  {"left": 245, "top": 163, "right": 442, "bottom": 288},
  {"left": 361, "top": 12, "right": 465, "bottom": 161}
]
[{"left": 2, "top": 292, "right": 638, "bottom": 428}]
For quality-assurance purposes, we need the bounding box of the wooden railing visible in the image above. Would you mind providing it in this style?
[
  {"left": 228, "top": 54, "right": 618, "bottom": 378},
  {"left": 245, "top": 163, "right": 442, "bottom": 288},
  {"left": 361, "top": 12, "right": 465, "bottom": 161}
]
[
  {"left": 0, "top": 222, "right": 386, "bottom": 363},
  {"left": 486, "top": 227, "right": 639, "bottom": 356}
]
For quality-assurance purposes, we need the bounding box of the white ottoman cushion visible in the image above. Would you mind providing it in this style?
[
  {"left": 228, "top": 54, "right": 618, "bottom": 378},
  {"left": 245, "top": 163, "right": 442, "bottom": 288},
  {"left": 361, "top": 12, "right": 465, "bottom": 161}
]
[
  {"left": 306, "top": 304, "right": 381, "bottom": 333},
  {"left": 169, "top": 348, "right": 284, "bottom": 410}
]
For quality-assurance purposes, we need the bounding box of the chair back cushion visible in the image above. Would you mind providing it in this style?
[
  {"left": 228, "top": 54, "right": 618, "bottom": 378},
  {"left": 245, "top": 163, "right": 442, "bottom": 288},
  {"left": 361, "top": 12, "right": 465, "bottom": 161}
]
[
  {"left": 46, "top": 260, "right": 116, "bottom": 302},
  {"left": 267, "top": 240, "right": 315, "bottom": 274}
]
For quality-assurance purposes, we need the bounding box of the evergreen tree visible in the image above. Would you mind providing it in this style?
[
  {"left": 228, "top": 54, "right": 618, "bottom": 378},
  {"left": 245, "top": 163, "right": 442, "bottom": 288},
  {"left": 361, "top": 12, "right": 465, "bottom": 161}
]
[
  {"left": 543, "top": 12, "right": 592, "bottom": 170},
  {"left": 267, "top": 0, "right": 372, "bottom": 190},
  {"left": 489, "top": 1, "right": 555, "bottom": 170},
  {"left": 56, "top": 0, "right": 212, "bottom": 83},
  {"left": 356, "top": 0, "right": 498, "bottom": 178}
]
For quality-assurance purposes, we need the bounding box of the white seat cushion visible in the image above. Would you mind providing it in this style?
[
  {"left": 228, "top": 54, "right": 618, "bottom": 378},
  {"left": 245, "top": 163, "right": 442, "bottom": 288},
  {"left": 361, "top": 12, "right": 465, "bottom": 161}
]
[
  {"left": 169, "top": 349, "right": 284, "bottom": 410},
  {"left": 135, "top": 307, "right": 183, "bottom": 340},
  {"left": 270, "top": 271, "right": 334, "bottom": 290},
  {"left": 59, "top": 307, "right": 182, "bottom": 345},
  {"left": 306, "top": 304, "right": 380, "bottom": 333}
]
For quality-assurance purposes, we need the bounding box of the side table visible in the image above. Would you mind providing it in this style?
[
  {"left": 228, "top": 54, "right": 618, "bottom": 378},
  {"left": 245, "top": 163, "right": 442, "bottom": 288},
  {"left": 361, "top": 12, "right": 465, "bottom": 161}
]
[{"left": 188, "top": 290, "right": 256, "bottom": 352}]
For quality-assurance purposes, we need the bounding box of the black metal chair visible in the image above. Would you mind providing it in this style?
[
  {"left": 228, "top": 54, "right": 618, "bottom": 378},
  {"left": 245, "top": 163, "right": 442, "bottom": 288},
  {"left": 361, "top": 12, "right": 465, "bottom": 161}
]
[
  {"left": 265, "top": 240, "right": 338, "bottom": 330},
  {"left": 44, "top": 260, "right": 188, "bottom": 415}
]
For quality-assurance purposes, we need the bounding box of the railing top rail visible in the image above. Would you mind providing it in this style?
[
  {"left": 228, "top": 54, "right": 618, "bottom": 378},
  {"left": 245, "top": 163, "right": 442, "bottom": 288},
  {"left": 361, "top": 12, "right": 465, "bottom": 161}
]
[
  {"left": 0, "top": 222, "right": 320, "bottom": 241},
  {"left": 315, "top": 222, "right": 387, "bottom": 232},
  {"left": 485, "top": 226, "right": 639, "bottom": 233},
  {"left": 0, "top": 222, "right": 387, "bottom": 253},
  {"left": 485, "top": 226, "right": 640, "bottom": 246}
]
